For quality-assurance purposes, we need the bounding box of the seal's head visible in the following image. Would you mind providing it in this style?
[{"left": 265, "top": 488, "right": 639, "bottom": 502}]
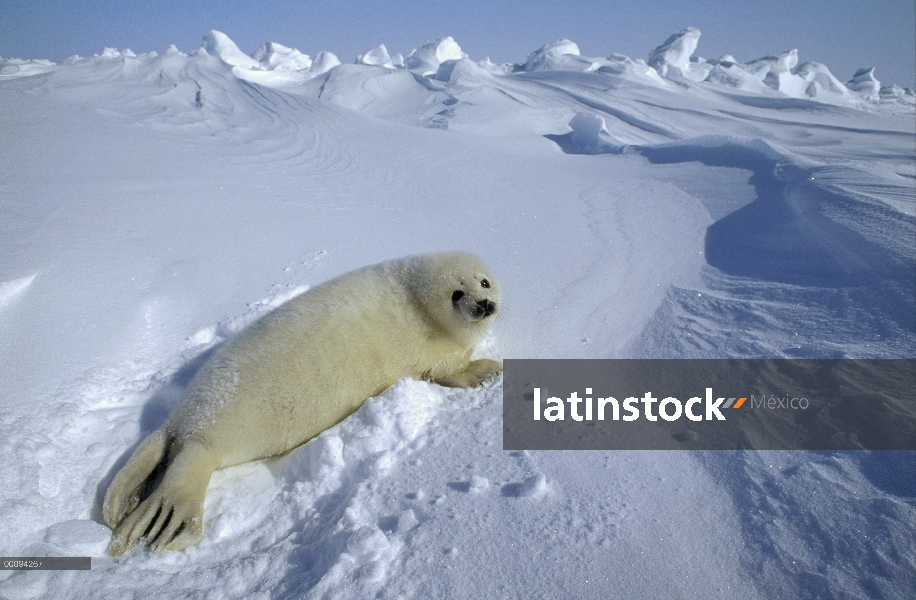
[
  {"left": 450, "top": 277, "right": 498, "bottom": 322},
  {"left": 406, "top": 252, "right": 500, "bottom": 343}
]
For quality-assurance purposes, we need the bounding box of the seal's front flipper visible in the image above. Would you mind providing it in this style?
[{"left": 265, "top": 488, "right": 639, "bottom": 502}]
[{"left": 435, "top": 359, "right": 503, "bottom": 388}]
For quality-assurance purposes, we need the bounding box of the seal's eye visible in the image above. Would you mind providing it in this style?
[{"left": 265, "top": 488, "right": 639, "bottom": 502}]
[
  {"left": 480, "top": 279, "right": 490, "bottom": 289},
  {"left": 452, "top": 290, "right": 465, "bottom": 304}
]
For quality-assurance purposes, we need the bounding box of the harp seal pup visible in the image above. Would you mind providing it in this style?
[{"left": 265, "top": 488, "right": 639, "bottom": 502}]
[{"left": 103, "top": 252, "right": 502, "bottom": 555}]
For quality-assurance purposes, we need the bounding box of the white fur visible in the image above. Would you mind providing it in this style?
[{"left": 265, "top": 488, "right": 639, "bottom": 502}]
[{"left": 102, "top": 252, "right": 501, "bottom": 555}]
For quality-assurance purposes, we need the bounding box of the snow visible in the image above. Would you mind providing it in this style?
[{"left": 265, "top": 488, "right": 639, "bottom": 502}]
[
  {"left": 524, "top": 38, "right": 584, "bottom": 72},
  {"left": 648, "top": 26, "right": 710, "bottom": 82},
  {"left": 848, "top": 67, "right": 882, "bottom": 100},
  {"left": 356, "top": 43, "right": 390, "bottom": 66},
  {"left": 201, "top": 30, "right": 261, "bottom": 70},
  {"left": 405, "top": 37, "right": 467, "bottom": 76},
  {"left": 251, "top": 42, "right": 312, "bottom": 72},
  {"left": 0, "top": 26, "right": 914, "bottom": 599}
]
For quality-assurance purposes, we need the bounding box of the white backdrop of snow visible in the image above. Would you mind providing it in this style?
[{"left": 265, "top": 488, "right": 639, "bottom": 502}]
[{"left": 0, "top": 27, "right": 914, "bottom": 600}]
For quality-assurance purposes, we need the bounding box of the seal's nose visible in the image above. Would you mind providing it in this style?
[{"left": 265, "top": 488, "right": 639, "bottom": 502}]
[
  {"left": 452, "top": 290, "right": 465, "bottom": 307},
  {"left": 477, "top": 299, "right": 496, "bottom": 317}
]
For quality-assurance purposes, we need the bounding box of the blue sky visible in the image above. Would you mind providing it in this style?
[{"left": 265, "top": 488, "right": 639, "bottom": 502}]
[{"left": 2, "top": 0, "right": 914, "bottom": 89}]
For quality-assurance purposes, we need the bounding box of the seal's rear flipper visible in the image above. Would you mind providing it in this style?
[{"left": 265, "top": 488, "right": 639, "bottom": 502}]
[
  {"left": 102, "top": 427, "right": 169, "bottom": 530},
  {"left": 107, "top": 440, "right": 217, "bottom": 556}
]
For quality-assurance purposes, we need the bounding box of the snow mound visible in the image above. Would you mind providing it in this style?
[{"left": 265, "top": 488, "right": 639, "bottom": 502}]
[
  {"left": 706, "top": 58, "right": 770, "bottom": 92},
  {"left": 252, "top": 41, "right": 312, "bottom": 71},
  {"left": 200, "top": 31, "right": 338, "bottom": 87},
  {"left": 405, "top": 36, "right": 467, "bottom": 76},
  {"left": 599, "top": 53, "right": 668, "bottom": 83},
  {"left": 357, "top": 44, "right": 401, "bottom": 68},
  {"left": 98, "top": 47, "right": 136, "bottom": 60},
  {"left": 847, "top": 67, "right": 881, "bottom": 100},
  {"left": 310, "top": 50, "right": 342, "bottom": 76},
  {"left": 794, "top": 61, "right": 852, "bottom": 98},
  {"left": 431, "top": 56, "right": 509, "bottom": 89},
  {"left": 748, "top": 49, "right": 808, "bottom": 96},
  {"left": 880, "top": 84, "right": 916, "bottom": 104},
  {"left": 524, "top": 38, "right": 585, "bottom": 72},
  {"left": 699, "top": 42, "right": 874, "bottom": 104},
  {"left": 201, "top": 30, "right": 260, "bottom": 69},
  {"left": 546, "top": 112, "right": 623, "bottom": 155},
  {"left": 648, "top": 27, "right": 710, "bottom": 82},
  {"left": 0, "top": 57, "right": 58, "bottom": 78},
  {"left": 748, "top": 55, "right": 856, "bottom": 102}
]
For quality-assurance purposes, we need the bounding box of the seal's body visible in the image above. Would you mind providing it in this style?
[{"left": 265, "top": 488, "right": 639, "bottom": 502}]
[{"left": 103, "top": 252, "right": 501, "bottom": 555}]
